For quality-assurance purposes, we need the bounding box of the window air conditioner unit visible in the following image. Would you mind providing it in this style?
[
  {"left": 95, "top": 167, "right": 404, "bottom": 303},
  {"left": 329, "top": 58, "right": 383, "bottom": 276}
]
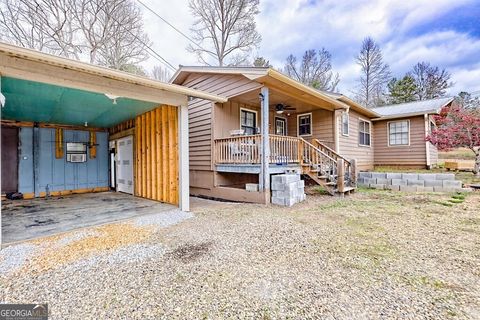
[{"left": 66, "top": 142, "right": 87, "bottom": 163}]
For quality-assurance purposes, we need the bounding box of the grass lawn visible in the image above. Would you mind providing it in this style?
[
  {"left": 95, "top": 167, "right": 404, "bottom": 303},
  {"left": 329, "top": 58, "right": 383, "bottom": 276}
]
[{"left": 1, "top": 190, "right": 479, "bottom": 319}]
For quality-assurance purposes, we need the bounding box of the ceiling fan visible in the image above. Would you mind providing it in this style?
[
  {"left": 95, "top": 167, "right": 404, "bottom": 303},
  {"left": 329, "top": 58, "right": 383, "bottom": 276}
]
[{"left": 274, "top": 103, "right": 296, "bottom": 114}]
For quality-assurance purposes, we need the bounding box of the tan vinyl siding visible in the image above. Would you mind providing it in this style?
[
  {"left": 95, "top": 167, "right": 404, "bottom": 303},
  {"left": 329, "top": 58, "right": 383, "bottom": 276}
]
[
  {"left": 287, "top": 109, "right": 334, "bottom": 148},
  {"left": 214, "top": 101, "right": 261, "bottom": 138},
  {"left": 373, "top": 116, "right": 427, "bottom": 167},
  {"left": 338, "top": 110, "right": 374, "bottom": 170},
  {"left": 179, "top": 73, "right": 262, "bottom": 190},
  {"left": 429, "top": 143, "right": 438, "bottom": 166}
]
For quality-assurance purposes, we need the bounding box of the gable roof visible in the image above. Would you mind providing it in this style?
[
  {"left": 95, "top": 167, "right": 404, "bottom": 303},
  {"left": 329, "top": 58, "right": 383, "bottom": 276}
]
[
  {"left": 371, "top": 97, "right": 454, "bottom": 120},
  {"left": 171, "top": 66, "right": 379, "bottom": 117}
]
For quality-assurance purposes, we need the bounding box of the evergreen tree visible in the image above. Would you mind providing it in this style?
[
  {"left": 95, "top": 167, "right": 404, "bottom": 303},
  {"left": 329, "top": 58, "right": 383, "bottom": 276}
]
[{"left": 387, "top": 75, "right": 417, "bottom": 104}]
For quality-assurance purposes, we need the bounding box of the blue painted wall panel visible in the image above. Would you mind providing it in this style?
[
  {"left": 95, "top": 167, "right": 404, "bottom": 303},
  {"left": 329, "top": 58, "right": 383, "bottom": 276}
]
[
  {"left": 17, "top": 127, "right": 109, "bottom": 195},
  {"left": 18, "top": 127, "right": 34, "bottom": 193}
]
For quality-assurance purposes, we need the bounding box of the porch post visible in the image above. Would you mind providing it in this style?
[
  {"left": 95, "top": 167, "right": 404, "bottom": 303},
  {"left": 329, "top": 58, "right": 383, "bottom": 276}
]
[
  {"left": 178, "top": 104, "right": 190, "bottom": 211},
  {"left": 260, "top": 87, "right": 270, "bottom": 203}
]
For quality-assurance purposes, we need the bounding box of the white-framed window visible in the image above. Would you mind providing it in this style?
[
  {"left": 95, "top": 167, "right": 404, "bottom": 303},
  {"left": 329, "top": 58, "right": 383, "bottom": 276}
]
[
  {"left": 275, "top": 117, "right": 287, "bottom": 135},
  {"left": 358, "top": 119, "right": 371, "bottom": 146},
  {"left": 341, "top": 112, "right": 349, "bottom": 136},
  {"left": 240, "top": 108, "right": 257, "bottom": 135},
  {"left": 297, "top": 113, "right": 312, "bottom": 136},
  {"left": 388, "top": 120, "right": 409, "bottom": 146}
]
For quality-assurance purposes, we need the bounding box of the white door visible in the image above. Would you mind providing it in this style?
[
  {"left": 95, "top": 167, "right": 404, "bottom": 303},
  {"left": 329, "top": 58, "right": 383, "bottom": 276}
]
[{"left": 116, "top": 135, "right": 134, "bottom": 194}]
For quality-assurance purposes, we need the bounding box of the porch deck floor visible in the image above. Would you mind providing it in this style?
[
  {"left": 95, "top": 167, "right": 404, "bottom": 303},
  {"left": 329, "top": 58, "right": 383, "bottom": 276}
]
[{"left": 1, "top": 192, "right": 176, "bottom": 244}]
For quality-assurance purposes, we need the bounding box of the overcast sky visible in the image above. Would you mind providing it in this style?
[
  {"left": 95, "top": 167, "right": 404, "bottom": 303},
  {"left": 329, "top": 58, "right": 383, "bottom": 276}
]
[{"left": 140, "top": 0, "right": 480, "bottom": 97}]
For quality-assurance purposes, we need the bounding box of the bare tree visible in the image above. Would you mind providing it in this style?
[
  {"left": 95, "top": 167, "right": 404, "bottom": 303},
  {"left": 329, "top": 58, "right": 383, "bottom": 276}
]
[
  {"left": 0, "top": 0, "right": 150, "bottom": 72},
  {"left": 151, "top": 65, "right": 172, "bottom": 82},
  {"left": 409, "top": 62, "right": 452, "bottom": 100},
  {"left": 0, "top": 0, "right": 79, "bottom": 58},
  {"left": 188, "top": 0, "right": 261, "bottom": 66},
  {"left": 284, "top": 49, "right": 340, "bottom": 91},
  {"left": 355, "top": 37, "right": 391, "bottom": 108}
]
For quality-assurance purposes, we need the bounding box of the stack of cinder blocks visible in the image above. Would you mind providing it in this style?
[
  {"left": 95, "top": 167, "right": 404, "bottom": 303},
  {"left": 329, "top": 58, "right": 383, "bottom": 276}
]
[
  {"left": 358, "top": 172, "right": 466, "bottom": 192},
  {"left": 271, "top": 173, "right": 306, "bottom": 206}
]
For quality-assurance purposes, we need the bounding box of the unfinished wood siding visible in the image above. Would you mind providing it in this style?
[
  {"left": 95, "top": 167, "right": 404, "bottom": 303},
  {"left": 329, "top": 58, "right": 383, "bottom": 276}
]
[
  {"left": 338, "top": 110, "right": 374, "bottom": 170},
  {"left": 135, "top": 105, "right": 179, "bottom": 205},
  {"left": 181, "top": 73, "right": 262, "bottom": 172},
  {"left": 287, "top": 109, "right": 334, "bottom": 148},
  {"left": 373, "top": 116, "right": 427, "bottom": 167}
]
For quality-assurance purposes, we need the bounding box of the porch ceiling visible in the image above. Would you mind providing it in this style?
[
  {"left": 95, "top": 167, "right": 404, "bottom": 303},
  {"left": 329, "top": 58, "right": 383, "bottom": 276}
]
[
  {"left": 230, "top": 87, "right": 337, "bottom": 114},
  {"left": 0, "top": 76, "right": 158, "bottom": 128}
]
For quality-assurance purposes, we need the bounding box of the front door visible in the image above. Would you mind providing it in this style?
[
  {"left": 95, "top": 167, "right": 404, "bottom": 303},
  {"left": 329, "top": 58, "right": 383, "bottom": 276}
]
[
  {"left": 116, "top": 135, "right": 134, "bottom": 194},
  {"left": 275, "top": 117, "right": 287, "bottom": 135},
  {"left": 1, "top": 126, "right": 19, "bottom": 194}
]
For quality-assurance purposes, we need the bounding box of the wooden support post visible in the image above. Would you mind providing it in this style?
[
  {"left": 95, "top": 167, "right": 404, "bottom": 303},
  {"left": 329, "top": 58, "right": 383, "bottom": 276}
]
[
  {"left": 33, "top": 125, "right": 40, "bottom": 197},
  {"left": 337, "top": 158, "right": 345, "bottom": 193},
  {"left": 350, "top": 159, "right": 357, "bottom": 186},
  {"left": 178, "top": 104, "right": 190, "bottom": 211},
  {"left": 260, "top": 87, "right": 270, "bottom": 203}
]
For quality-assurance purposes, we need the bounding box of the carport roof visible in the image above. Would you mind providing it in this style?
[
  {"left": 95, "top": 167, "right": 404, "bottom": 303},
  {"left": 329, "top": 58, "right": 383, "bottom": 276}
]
[{"left": 0, "top": 42, "right": 227, "bottom": 128}]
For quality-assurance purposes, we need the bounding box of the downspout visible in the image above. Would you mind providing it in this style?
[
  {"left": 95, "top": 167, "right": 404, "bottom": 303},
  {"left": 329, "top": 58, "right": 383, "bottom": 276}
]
[{"left": 424, "top": 114, "right": 431, "bottom": 169}]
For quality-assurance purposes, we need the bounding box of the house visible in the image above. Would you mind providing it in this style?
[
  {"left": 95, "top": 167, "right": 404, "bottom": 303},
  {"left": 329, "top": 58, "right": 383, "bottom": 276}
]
[
  {"left": 171, "top": 66, "right": 379, "bottom": 203},
  {"left": 171, "top": 66, "right": 453, "bottom": 204},
  {"left": 371, "top": 97, "right": 454, "bottom": 169},
  {"left": 0, "top": 43, "right": 225, "bottom": 245}
]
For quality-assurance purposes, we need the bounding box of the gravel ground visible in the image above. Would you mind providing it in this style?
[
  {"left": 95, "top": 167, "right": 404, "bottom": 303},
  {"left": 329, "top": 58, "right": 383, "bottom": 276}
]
[{"left": 1, "top": 192, "right": 479, "bottom": 319}]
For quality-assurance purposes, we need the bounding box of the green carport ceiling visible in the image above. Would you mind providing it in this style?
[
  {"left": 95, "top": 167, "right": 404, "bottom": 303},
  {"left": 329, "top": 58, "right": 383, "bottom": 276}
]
[{"left": 1, "top": 77, "right": 159, "bottom": 128}]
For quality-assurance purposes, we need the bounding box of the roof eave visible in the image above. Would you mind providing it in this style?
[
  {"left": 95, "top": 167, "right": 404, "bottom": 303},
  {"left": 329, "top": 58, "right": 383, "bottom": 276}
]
[
  {"left": 371, "top": 109, "right": 440, "bottom": 121},
  {"left": 0, "top": 42, "right": 227, "bottom": 103}
]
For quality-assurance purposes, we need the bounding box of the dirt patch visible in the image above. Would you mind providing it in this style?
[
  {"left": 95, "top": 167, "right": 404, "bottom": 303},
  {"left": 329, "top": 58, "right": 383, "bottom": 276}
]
[
  {"left": 170, "top": 241, "right": 213, "bottom": 263},
  {"left": 24, "top": 223, "right": 153, "bottom": 273}
]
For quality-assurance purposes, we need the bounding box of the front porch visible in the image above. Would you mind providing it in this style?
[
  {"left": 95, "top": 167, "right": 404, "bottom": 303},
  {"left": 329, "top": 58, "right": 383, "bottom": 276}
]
[{"left": 213, "top": 133, "right": 357, "bottom": 195}]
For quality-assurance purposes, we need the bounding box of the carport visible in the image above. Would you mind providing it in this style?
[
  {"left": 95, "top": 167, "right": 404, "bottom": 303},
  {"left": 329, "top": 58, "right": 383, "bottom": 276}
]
[{"left": 0, "top": 43, "right": 226, "bottom": 246}]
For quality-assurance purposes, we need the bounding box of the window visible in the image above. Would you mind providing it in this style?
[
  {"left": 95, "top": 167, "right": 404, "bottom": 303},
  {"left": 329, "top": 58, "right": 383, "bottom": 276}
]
[
  {"left": 341, "top": 112, "right": 349, "bottom": 136},
  {"left": 358, "top": 120, "right": 371, "bottom": 146},
  {"left": 240, "top": 109, "right": 257, "bottom": 135},
  {"left": 298, "top": 113, "right": 312, "bottom": 136},
  {"left": 275, "top": 117, "right": 287, "bottom": 135},
  {"left": 388, "top": 120, "right": 409, "bottom": 146}
]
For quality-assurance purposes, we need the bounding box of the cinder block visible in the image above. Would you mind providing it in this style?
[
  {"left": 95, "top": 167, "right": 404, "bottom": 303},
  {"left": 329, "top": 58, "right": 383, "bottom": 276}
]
[
  {"left": 407, "top": 180, "right": 424, "bottom": 186},
  {"left": 271, "top": 182, "right": 284, "bottom": 191},
  {"left": 400, "top": 185, "right": 417, "bottom": 192},
  {"left": 371, "top": 172, "right": 387, "bottom": 179},
  {"left": 424, "top": 180, "right": 443, "bottom": 187},
  {"left": 297, "top": 193, "right": 306, "bottom": 202},
  {"left": 297, "top": 180, "right": 305, "bottom": 188},
  {"left": 376, "top": 178, "right": 391, "bottom": 185},
  {"left": 436, "top": 173, "right": 455, "bottom": 181},
  {"left": 442, "top": 180, "right": 462, "bottom": 188},
  {"left": 402, "top": 173, "right": 419, "bottom": 180},
  {"left": 386, "top": 173, "right": 402, "bottom": 179},
  {"left": 434, "top": 186, "right": 454, "bottom": 193},
  {"left": 271, "top": 196, "right": 285, "bottom": 206},
  {"left": 284, "top": 197, "right": 296, "bottom": 207},
  {"left": 271, "top": 175, "right": 284, "bottom": 184},
  {"left": 284, "top": 174, "right": 300, "bottom": 183},
  {"left": 416, "top": 186, "right": 434, "bottom": 192},
  {"left": 359, "top": 172, "right": 372, "bottom": 178},
  {"left": 245, "top": 183, "right": 258, "bottom": 192},
  {"left": 273, "top": 189, "right": 296, "bottom": 198},
  {"left": 369, "top": 184, "right": 386, "bottom": 189},
  {"left": 391, "top": 179, "right": 407, "bottom": 186},
  {"left": 364, "top": 178, "right": 376, "bottom": 185},
  {"left": 386, "top": 185, "right": 400, "bottom": 191},
  {"left": 418, "top": 174, "right": 436, "bottom": 181},
  {"left": 357, "top": 178, "right": 366, "bottom": 185}
]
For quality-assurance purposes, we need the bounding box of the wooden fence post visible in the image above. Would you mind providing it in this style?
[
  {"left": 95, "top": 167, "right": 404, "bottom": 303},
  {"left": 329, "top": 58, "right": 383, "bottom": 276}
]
[
  {"left": 350, "top": 159, "right": 357, "bottom": 186},
  {"left": 337, "top": 159, "right": 345, "bottom": 193}
]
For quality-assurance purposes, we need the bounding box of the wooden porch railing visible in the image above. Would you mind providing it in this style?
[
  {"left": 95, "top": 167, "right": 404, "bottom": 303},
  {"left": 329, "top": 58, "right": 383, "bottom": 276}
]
[{"left": 214, "top": 134, "right": 302, "bottom": 164}]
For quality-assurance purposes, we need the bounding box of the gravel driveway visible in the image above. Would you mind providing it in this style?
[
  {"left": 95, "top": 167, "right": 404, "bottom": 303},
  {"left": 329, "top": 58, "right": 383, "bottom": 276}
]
[{"left": 1, "top": 192, "right": 479, "bottom": 319}]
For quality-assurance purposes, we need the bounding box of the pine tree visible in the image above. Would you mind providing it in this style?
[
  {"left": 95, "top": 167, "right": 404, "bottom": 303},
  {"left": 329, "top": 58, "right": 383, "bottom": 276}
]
[{"left": 387, "top": 75, "right": 417, "bottom": 104}]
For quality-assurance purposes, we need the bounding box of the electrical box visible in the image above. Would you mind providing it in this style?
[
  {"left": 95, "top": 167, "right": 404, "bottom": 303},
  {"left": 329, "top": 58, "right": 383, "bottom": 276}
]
[{"left": 66, "top": 142, "right": 87, "bottom": 163}]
